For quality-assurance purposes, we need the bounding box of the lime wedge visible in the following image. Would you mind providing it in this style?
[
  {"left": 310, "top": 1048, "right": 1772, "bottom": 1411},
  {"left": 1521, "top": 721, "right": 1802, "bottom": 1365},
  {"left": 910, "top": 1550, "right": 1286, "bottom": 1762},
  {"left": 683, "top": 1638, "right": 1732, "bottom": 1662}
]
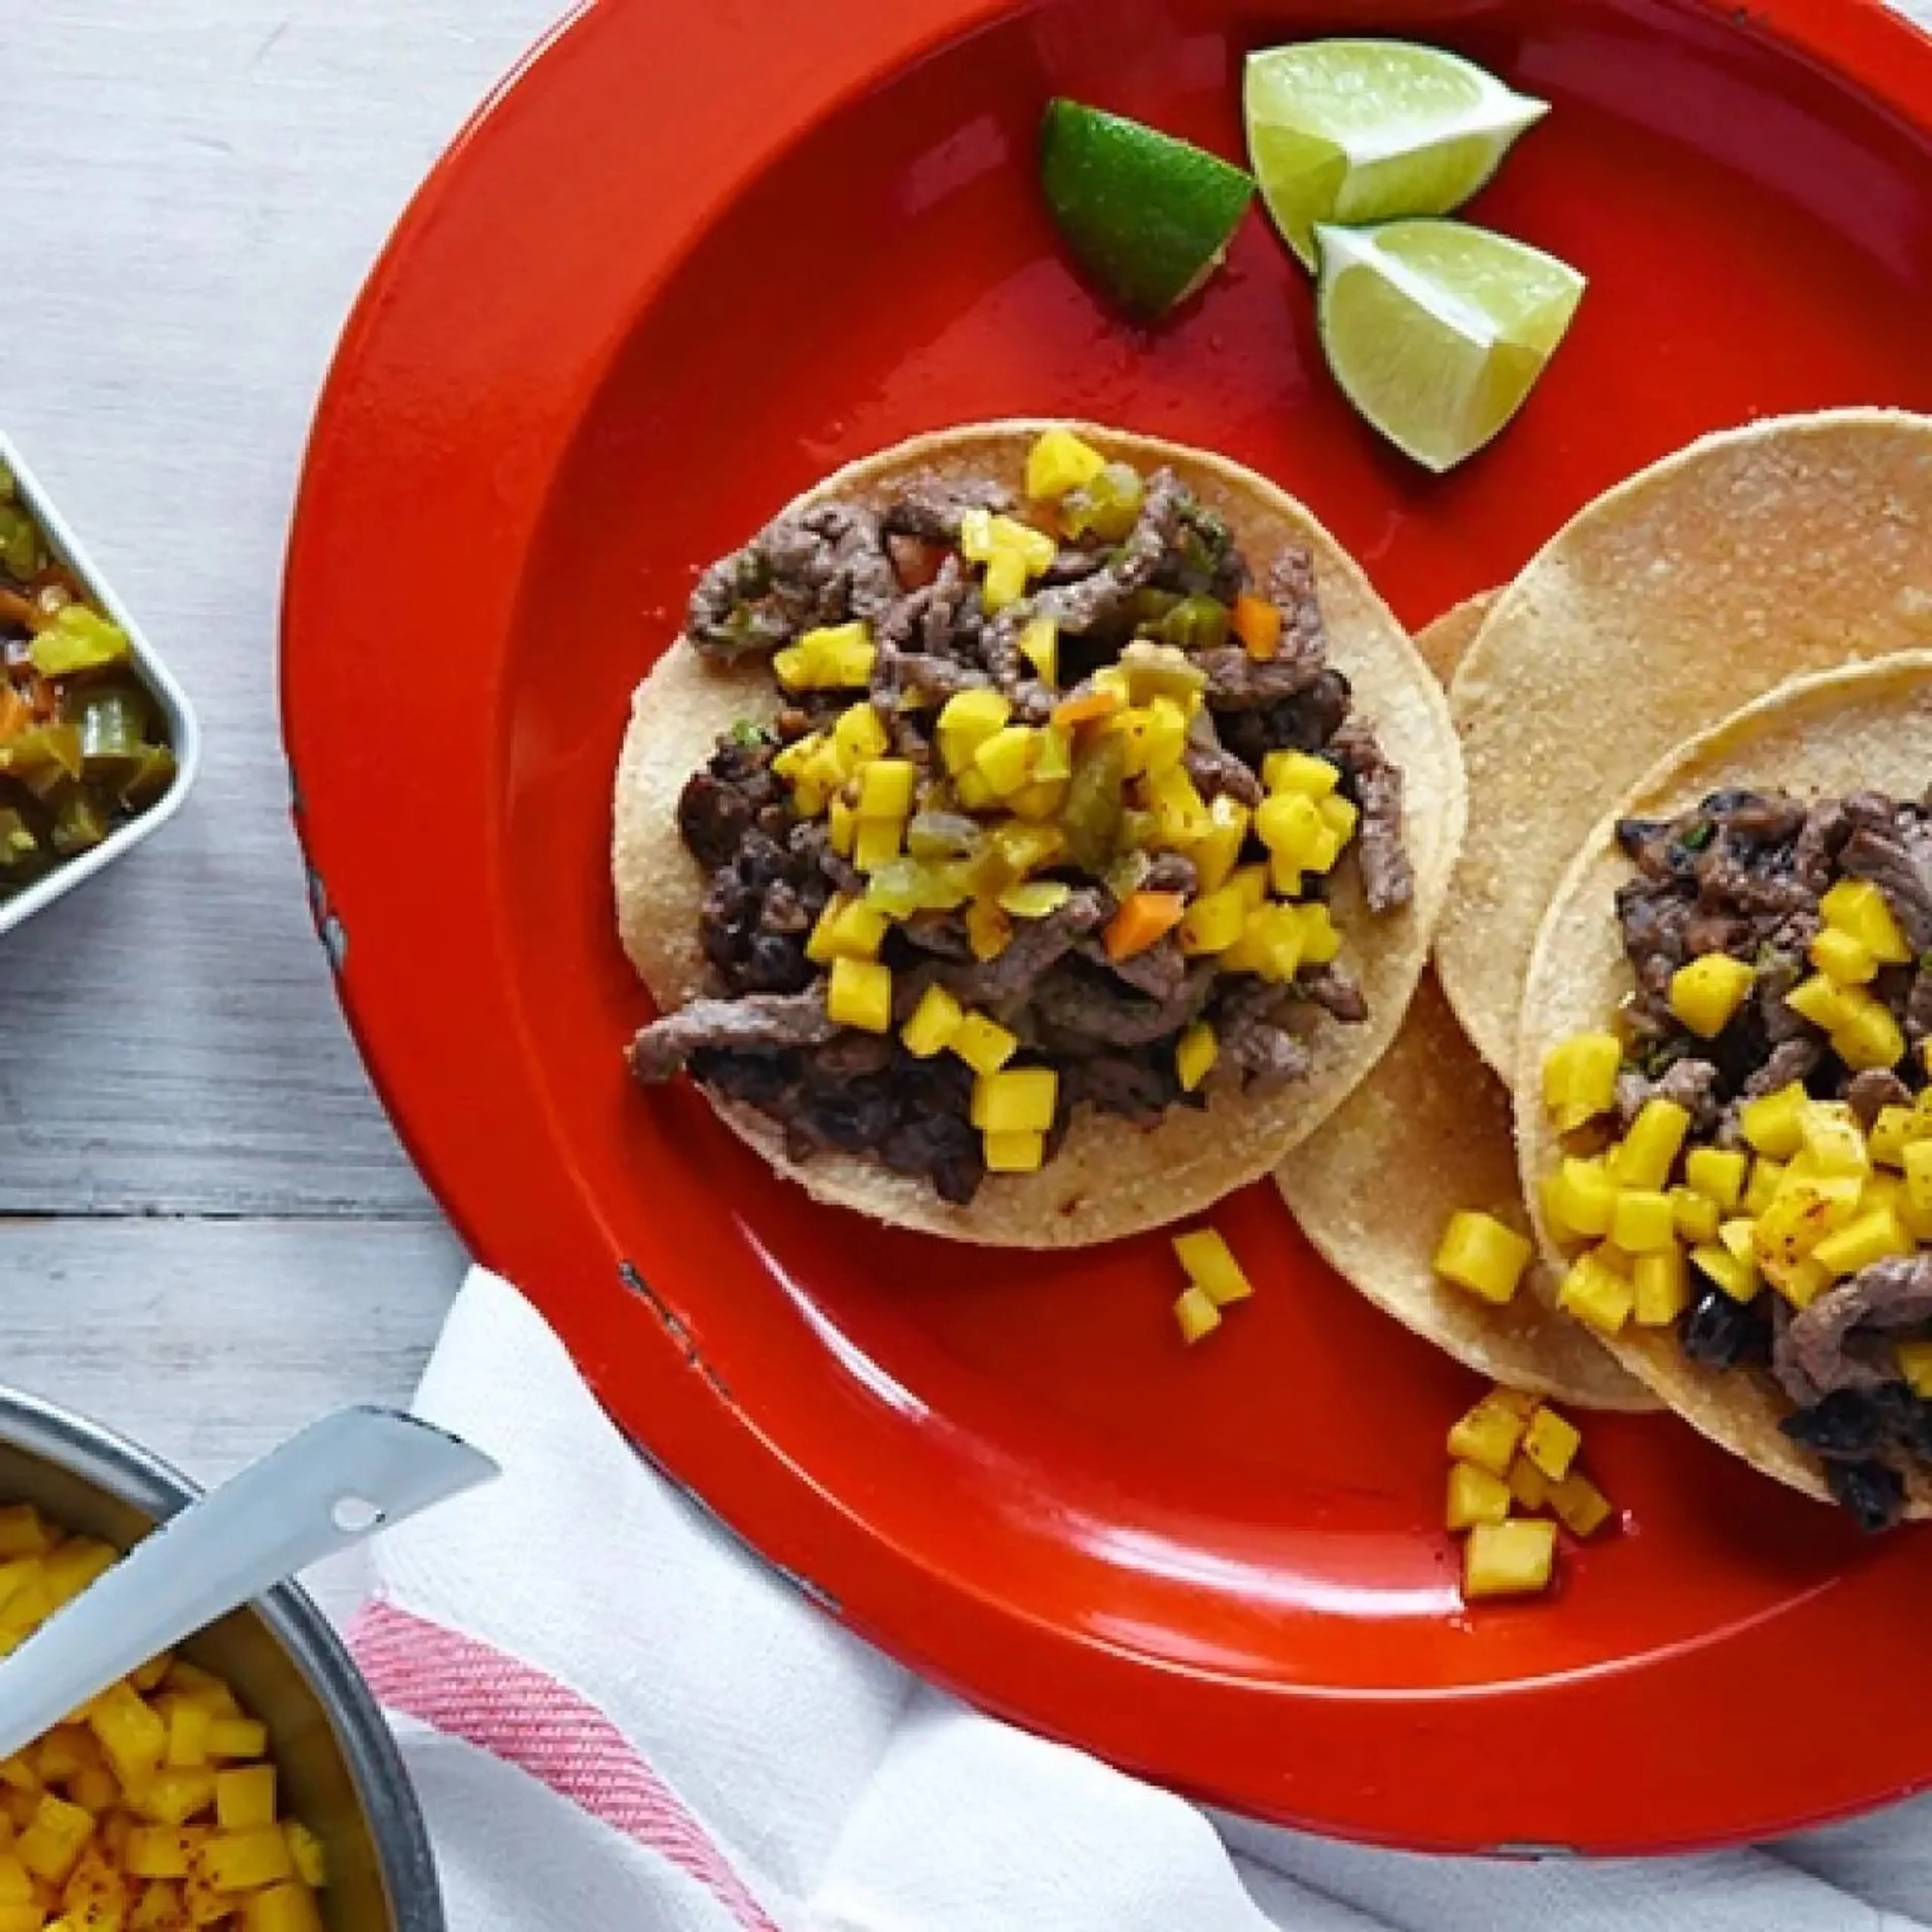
[
  {"left": 1040, "top": 99, "right": 1254, "bottom": 320},
  {"left": 1244, "top": 41, "right": 1548, "bottom": 268},
  {"left": 1314, "top": 217, "right": 1584, "bottom": 472}
]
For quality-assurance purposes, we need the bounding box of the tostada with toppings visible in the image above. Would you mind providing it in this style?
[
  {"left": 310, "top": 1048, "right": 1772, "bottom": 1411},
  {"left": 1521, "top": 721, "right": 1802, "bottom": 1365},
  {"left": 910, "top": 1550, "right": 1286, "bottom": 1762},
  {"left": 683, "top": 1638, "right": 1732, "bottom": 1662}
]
[
  {"left": 613, "top": 421, "right": 1464, "bottom": 1246},
  {"left": 1518, "top": 655, "right": 1932, "bottom": 1528}
]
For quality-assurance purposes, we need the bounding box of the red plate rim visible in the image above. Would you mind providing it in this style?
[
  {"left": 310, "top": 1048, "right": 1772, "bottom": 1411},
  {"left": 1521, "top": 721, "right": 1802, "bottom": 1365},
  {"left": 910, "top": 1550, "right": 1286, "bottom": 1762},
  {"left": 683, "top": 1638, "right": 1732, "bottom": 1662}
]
[{"left": 284, "top": 0, "right": 1932, "bottom": 1855}]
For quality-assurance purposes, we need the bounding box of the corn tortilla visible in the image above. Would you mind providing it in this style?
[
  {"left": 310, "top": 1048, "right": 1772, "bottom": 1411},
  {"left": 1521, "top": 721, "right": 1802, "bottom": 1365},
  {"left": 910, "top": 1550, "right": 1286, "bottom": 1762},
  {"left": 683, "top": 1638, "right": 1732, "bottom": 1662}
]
[
  {"left": 613, "top": 420, "right": 1466, "bottom": 1247},
  {"left": 1516, "top": 653, "right": 1932, "bottom": 1510},
  {"left": 1276, "top": 595, "right": 1650, "bottom": 1409},
  {"left": 1438, "top": 409, "right": 1932, "bottom": 1081}
]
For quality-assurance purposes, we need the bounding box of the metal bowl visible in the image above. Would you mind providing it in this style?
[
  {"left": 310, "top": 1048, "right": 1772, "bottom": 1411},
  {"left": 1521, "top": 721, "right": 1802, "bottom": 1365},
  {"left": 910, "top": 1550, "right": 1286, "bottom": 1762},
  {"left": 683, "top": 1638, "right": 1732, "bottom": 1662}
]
[
  {"left": 0, "top": 431, "right": 200, "bottom": 938},
  {"left": 0, "top": 1385, "right": 441, "bottom": 1929}
]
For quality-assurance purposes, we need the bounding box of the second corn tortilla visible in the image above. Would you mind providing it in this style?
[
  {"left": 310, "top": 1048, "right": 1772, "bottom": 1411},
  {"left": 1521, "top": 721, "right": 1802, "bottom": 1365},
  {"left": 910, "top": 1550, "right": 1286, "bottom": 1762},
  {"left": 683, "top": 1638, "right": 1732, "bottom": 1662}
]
[
  {"left": 1276, "top": 594, "right": 1651, "bottom": 1410},
  {"left": 1516, "top": 653, "right": 1932, "bottom": 1510},
  {"left": 1437, "top": 408, "right": 1932, "bottom": 1082}
]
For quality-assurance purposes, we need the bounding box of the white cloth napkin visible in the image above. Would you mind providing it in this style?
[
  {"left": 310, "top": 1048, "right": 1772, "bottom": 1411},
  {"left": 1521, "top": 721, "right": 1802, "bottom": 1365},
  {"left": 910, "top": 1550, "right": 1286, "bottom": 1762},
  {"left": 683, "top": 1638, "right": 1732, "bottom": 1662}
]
[{"left": 350, "top": 1267, "right": 1932, "bottom": 1930}]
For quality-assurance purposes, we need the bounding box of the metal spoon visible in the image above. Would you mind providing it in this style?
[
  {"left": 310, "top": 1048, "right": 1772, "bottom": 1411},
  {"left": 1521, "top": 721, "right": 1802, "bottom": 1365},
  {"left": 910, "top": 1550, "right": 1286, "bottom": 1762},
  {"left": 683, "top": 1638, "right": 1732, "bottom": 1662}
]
[{"left": 0, "top": 1405, "right": 497, "bottom": 1762}]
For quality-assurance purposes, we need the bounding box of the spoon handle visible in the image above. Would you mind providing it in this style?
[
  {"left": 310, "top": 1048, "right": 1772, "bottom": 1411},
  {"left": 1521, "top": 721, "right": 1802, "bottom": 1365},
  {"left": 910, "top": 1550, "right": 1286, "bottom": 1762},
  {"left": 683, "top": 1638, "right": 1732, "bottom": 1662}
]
[{"left": 0, "top": 1405, "right": 496, "bottom": 1763}]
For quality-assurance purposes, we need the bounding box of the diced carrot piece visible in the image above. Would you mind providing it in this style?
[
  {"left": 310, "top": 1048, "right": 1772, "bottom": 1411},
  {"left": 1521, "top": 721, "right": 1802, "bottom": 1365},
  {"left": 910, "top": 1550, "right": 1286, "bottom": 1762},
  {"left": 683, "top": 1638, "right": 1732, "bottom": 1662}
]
[
  {"left": 1050, "top": 688, "right": 1124, "bottom": 729},
  {"left": 1232, "top": 592, "right": 1282, "bottom": 661},
  {"left": 1103, "top": 891, "right": 1186, "bottom": 961}
]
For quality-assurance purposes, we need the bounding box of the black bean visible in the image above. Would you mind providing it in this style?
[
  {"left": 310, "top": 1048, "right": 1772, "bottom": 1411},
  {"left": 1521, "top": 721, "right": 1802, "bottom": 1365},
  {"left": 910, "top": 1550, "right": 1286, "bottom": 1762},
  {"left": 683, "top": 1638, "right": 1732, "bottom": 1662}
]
[
  {"left": 1825, "top": 1459, "right": 1906, "bottom": 1534},
  {"left": 1781, "top": 1388, "right": 1883, "bottom": 1460},
  {"left": 1680, "top": 1289, "right": 1771, "bottom": 1370}
]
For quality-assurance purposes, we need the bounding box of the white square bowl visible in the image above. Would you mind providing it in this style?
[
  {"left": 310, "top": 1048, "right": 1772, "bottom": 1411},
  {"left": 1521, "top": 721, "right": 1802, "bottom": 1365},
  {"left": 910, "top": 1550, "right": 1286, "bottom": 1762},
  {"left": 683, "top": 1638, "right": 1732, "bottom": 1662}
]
[{"left": 0, "top": 432, "right": 200, "bottom": 936}]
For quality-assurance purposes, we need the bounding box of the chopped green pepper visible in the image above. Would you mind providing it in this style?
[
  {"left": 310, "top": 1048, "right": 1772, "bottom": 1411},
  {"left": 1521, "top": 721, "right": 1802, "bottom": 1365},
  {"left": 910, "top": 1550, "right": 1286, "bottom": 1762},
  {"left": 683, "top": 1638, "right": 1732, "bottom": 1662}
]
[
  {"left": 118, "top": 746, "right": 178, "bottom": 811},
  {"left": 1148, "top": 593, "right": 1231, "bottom": 652},
  {"left": 0, "top": 725, "right": 83, "bottom": 797},
  {"left": 0, "top": 809, "right": 36, "bottom": 868},
  {"left": 0, "top": 507, "right": 37, "bottom": 584},
  {"left": 74, "top": 687, "right": 152, "bottom": 790},
  {"left": 1061, "top": 463, "right": 1145, "bottom": 543},
  {"left": 1060, "top": 733, "right": 1128, "bottom": 875},
  {"left": 29, "top": 604, "right": 131, "bottom": 677},
  {"left": 45, "top": 781, "right": 108, "bottom": 857}
]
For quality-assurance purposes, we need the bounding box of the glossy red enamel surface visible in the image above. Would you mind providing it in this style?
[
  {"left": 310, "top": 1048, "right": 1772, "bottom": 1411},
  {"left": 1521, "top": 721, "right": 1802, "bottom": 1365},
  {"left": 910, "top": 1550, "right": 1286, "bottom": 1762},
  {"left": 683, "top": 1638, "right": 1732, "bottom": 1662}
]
[{"left": 285, "top": 0, "right": 1932, "bottom": 1852}]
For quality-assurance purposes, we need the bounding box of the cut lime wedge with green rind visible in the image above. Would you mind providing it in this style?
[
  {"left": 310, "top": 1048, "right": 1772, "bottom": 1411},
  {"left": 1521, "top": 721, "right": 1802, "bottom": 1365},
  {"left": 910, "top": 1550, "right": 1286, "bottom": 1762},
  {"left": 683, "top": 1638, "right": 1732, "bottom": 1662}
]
[
  {"left": 1040, "top": 99, "right": 1255, "bottom": 320},
  {"left": 1244, "top": 40, "right": 1548, "bottom": 268},
  {"left": 1315, "top": 217, "right": 1585, "bottom": 472}
]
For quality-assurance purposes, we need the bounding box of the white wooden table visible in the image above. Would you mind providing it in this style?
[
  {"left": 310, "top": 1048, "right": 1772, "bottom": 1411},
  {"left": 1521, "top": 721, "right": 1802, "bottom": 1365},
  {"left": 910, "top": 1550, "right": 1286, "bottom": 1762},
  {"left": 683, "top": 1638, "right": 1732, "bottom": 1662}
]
[{"left": 3, "top": 0, "right": 579, "bottom": 1614}]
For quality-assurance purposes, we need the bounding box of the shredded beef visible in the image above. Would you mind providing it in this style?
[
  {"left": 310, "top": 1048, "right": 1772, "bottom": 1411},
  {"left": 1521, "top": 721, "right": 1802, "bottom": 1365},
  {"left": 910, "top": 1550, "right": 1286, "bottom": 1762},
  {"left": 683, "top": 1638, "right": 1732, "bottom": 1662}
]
[
  {"left": 1327, "top": 721, "right": 1412, "bottom": 913},
  {"left": 938, "top": 892, "right": 1107, "bottom": 1007},
  {"left": 1032, "top": 961, "right": 1216, "bottom": 1048},
  {"left": 880, "top": 477, "right": 1012, "bottom": 544},
  {"left": 1775, "top": 1256, "right": 1932, "bottom": 1406},
  {"left": 689, "top": 502, "right": 898, "bottom": 659},
  {"left": 630, "top": 989, "right": 836, "bottom": 1082},
  {"left": 1841, "top": 820, "right": 1932, "bottom": 953},
  {"left": 1184, "top": 741, "right": 1265, "bottom": 807},
  {"left": 1845, "top": 1068, "right": 1914, "bottom": 1127}
]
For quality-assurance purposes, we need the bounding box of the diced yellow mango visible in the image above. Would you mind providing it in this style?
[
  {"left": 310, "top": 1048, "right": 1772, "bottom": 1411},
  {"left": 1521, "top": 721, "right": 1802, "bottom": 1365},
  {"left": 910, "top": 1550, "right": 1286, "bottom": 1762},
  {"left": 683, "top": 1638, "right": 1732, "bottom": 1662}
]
[
  {"left": 1522, "top": 1407, "right": 1581, "bottom": 1481},
  {"left": 1607, "top": 1099, "right": 1690, "bottom": 1190},
  {"left": 1558, "top": 1248, "right": 1634, "bottom": 1336},
  {"left": 1175, "top": 1022, "right": 1218, "bottom": 1094},
  {"left": 1869, "top": 1105, "right": 1925, "bottom": 1169},
  {"left": 1633, "top": 1247, "right": 1691, "bottom": 1325},
  {"left": 245, "top": 1881, "right": 326, "bottom": 1932},
  {"left": 971, "top": 1068, "right": 1057, "bottom": 1135},
  {"left": 1025, "top": 427, "right": 1107, "bottom": 499},
  {"left": 1463, "top": 1519, "right": 1558, "bottom": 1599},
  {"left": 900, "top": 984, "right": 963, "bottom": 1059},
  {"left": 18, "top": 1794, "right": 94, "bottom": 1885},
  {"left": 1798, "top": 1101, "right": 1871, "bottom": 1177},
  {"left": 1785, "top": 973, "right": 1854, "bottom": 1034},
  {"left": 1432, "top": 1212, "right": 1533, "bottom": 1306},
  {"left": 1761, "top": 1250, "right": 1833, "bottom": 1309},
  {"left": 1668, "top": 1186, "right": 1721, "bottom": 1244},
  {"left": 0, "top": 1855, "right": 26, "bottom": 1902},
  {"left": 1316, "top": 793, "right": 1358, "bottom": 845},
  {"left": 281, "top": 1822, "right": 325, "bottom": 1892},
  {"left": 1191, "top": 795, "right": 1250, "bottom": 894},
  {"left": 1228, "top": 864, "right": 1268, "bottom": 910},
  {"left": 1173, "top": 1284, "right": 1222, "bottom": 1344},
  {"left": 201, "top": 1825, "right": 294, "bottom": 1893},
  {"left": 1145, "top": 764, "right": 1211, "bottom": 844},
  {"left": 1446, "top": 1393, "right": 1531, "bottom": 1479},
  {"left": 1669, "top": 953, "right": 1755, "bottom": 1036},
  {"left": 1507, "top": 1453, "right": 1552, "bottom": 1512},
  {"left": 1741, "top": 1083, "right": 1809, "bottom": 1159},
  {"left": 1742, "top": 1156, "right": 1787, "bottom": 1217},
  {"left": 1017, "top": 616, "right": 1058, "bottom": 686},
  {"left": 1255, "top": 790, "right": 1323, "bottom": 865},
  {"left": 89, "top": 1684, "right": 165, "bottom": 1786},
  {"left": 936, "top": 688, "right": 1011, "bottom": 767},
  {"left": 1820, "top": 877, "right": 1912, "bottom": 963},
  {"left": 950, "top": 1013, "right": 1018, "bottom": 1076},
  {"left": 1173, "top": 1229, "right": 1254, "bottom": 1307},
  {"left": 1897, "top": 1339, "right": 1932, "bottom": 1399},
  {"left": 1550, "top": 1158, "right": 1617, "bottom": 1238},
  {"left": 132, "top": 1882, "right": 187, "bottom": 1930},
  {"left": 981, "top": 548, "right": 1028, "bottom": 613},
  {"left": 1445, "top": 1462, "right": 1512, "bottom": 1532},
  {"left": 1810, "top": 926, "right": 1878, "bottom": 986},
  {"left": 982, "top": 1126, "right": 1045, "bottom": 1173},
  {"left": 852, "top": 816, "right": 902, "bottom": 873},
  {"left": 1260, "top": 750, "right": 1337, "bottom": 797},
  {"left": 1813, "top": 1206, "right": 1914, "bottom": 1277},
  {"left": 1542, "top": 1033, "right": 1622, "bottom": 1131},
  {"left": 1608, "top": 1189, "right": 1675, "bottom": 1254},
  {"left": 1685, "top": 1146, "right": 1747, "bottom": 1211},
  {"left": 972, "top": 725, "right": 1039, "bottom": 798},
  {"left": 0, "top": 1511, "right": 49, "bottom": 1562},
  {"left": 1008, "top": 776, "right": 1067, "bottom": 823},
  {"left": 853, "top": 758, "right": 914, "bottom": 823},
  {"left": 1549, "top": 1472, "right": 1615, "bottom": 1539},
  {"left": 126, "top": 1768, "right": 216, "bottom": 1826},
  {"left": 1292, "top": 903, "right": 1341, "bottom": 965},
  {"left": 124, "top": 1825, "right": 196, "bottom": 1880},
  {"left": 1905, "top": 1140, "right": 1932, "bottom": 1216},
  {"left": 44, "top": 1540, "right": 114, "bottom": 1609},
  {"left": 215, "top": 1767, "right": 277, "bottom": 1834},
  {"left": 832, "top": 701, "right": 890, "bottom": 767},
  {"left": 1833, "top": 991, "right": 1907, "bottom": 1072},
  {"left": 1177, "top": 884, "right": 1249, "bottom": 956},
  {"left": 1690, "top": 1241, "right": 1759, "bottom": 1303},
  {"left": 826, "top": 957, "right": 892, "bottom": 1034},
  {"left": 963, "top": 898, "right": 1011, "bottom": 961},
  {"left": 0, "top": 1903, "right": 37, "bottom": 1932},
  {"left": 1753, "top": 1172, "right": 1863, "bottom": 1265}
]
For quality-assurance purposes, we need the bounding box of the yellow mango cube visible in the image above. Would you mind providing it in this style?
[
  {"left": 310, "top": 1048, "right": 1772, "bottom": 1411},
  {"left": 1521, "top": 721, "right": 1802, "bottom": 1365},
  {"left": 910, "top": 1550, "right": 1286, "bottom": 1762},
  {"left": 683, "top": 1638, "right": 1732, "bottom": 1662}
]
[
  {"left": 936, "top": 688, "right": 1010, "bottom": 765},
  {"left": 1633, "top": 1247, "right": 1691, "bottom": 1325},
  {"left": 1463, "top": 1519, "right": 1558, "bottom": 1599},
  {"left": 1445, "top": 1462, "right": 1512, "bottom": 1532},
  {"left": 1897, "top": 1339, "right": 1932, "bottom": 1399},
  {"left": 1669, "top": 954, "right": 1756, "bottom": 1036},
  {"left": 0, "top": 1510, "right": 49, "bottom": 1562},
  {"left": 1685, "top": 1146, "right": 1747, "bottom": 1211},
  {"left": 1432, "top": 1212, "right": 1533, "bottom": 1306},
  {"left": 1316, "top": 793, "right": 1358, "bottom": 846},
  {"left": 1870, "top": 1105, "right": 1925, "bottom": 1169},
  {"left": 1446, "top": 1393, "right": 1532, "bottom": 1479},
  {"left": 1668, "top": 1186, "right": 1721, "bottom": 1244},
  {"left": 133, "top": 1883, "right": 188, "bottom": 1931},
  {"left": 1017, "top": 616, "right": 1058, "bottom": 685},
  {"left": 1742, "top": 1156, "right": 1788, "bottom": 1217},
  {"left": 1785, "top": 973, "right": 1853, "bottom": 1034},
  {"left": 1820, "top": 877, "right": 1912, "bottom": 962},
  {"left": 825, "top": 956, "right": 892, "bottom": 1034},
  {"left": 216, "top": 1767, "right": 277, "bottom": 1834},
  {"left": 1609, "top": 1189, "right": 1676, "bottom": 1254},
  {"left": 971, "top": 1068, "right": 1057, "bottom": 1134},
  {"left": 1557, "top": 1248, "right": 1633, "bottom": 1336},
  {"left": 1608, "top": 1099, "right": 1691, "bottom": 1190},
  {"left": 1174, "top": 1228, "right": 1254, "bottom": 1308},
  {"left": 854, "top": 758, "right": 915, "bottom": 822},
  {"left": 972, "top": 725, "right": 1039, "bottom": 798},
  {"left": 1905, "top": 1141, "right": 1932, "bottom": 1216},
  {"left": 1175, "top": 1022, "right": 1218, "bottom": 1093},
  {"left": 244, "top": 1882, "right": 325, "bottom": 1932},
  {"left": 127, "top": 1768, "right": 216, "bottom": 1826},
  {"left": 1549, "top": 1472, "right": 1615, "bottom": 1539},
  {"left": 851, "top": 816, "right": 902, "bottom": 874},
  {"left": 1025, "top": 427, "right": 1107, "bottom": 499},
  {"left": 89, "top": 1683, "right": 165, "bottom": 1786},
  {"left": 1813, "top": 1206, "right": 1914, "bottom": 1277},
  {"left": 1741, "top": 1083, "right": 1809, "bottom": 1160},
  {"left": 1191, "top": 795, "right": 1250, "bottom": 894},
  {"left": 948, "top": 1012, "right": 1016, "bottom": 1077},
  {"left": 1690, "top": 1240, "right": 1759, "bottom": 1303},
  {"left": 280, "top": 1823, "right": 325, "bottom": 1893},
  {"left": 1542, "top": 1033, "right": 1622, "bottom": 1131},
  {"left": 1761, "top": 1251, "right": 1832, "bottom": 1309},
  {"left": 1754, "top": 1173, "right": 1862, "bottom": 1265},
  {"left": 831, "top": 701, "right": 890, "bottom": 767},
  {"left": 1798, "top": 1101, "right": 1871, "bottom": 1177},
  {"left": 1177, "top": 884, "right": 1249, "bottom": 956},
  {"left": 1260, "top": 750, "right": 1337, "bottom": 797},
  {"left": 1550, "top": 1158, "right": 1617, "bottom": 1238},
  {"left": 981, "top": 547, "right": 1028, "bottom": 612},
  {"left": 1292, "top": 903, "right": 1342, "bottom": 966},
  {"left": 1255, "top": 790, "right": 1323, "bottom": 865},
  {"left": 17, "top": 1794, "right": 94, "bottom": 1885},
  {"left": 124, "top": 1825, "right": 196, "bottom": 1880},
  {"left": 1810, "top": 926, "right": 1878, "bottom": 986},
  {"left": 1523, "top": 1407, "right": 1582, "bottom": 1481},
  {"left": 1834, "top": 992, "right": 1907, "bottom": 1072},
  {"left": 1173, "top": 1284, "right": 1221, "bottom": 1345},
  {"left": 200, "top": 1825, "right": 294, "bottom": 1893},
  {"left": 1507, "top": 1453, "right": 1552, "bottom": 1513}
]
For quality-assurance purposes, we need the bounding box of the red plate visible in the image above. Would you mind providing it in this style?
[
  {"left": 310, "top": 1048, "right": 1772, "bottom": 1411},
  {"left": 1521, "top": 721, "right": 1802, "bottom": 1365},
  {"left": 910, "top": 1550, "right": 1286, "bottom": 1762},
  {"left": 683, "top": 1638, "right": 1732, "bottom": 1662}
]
[{"left": 284, "top": 0, "right": 1932, "bottom": 1853}]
